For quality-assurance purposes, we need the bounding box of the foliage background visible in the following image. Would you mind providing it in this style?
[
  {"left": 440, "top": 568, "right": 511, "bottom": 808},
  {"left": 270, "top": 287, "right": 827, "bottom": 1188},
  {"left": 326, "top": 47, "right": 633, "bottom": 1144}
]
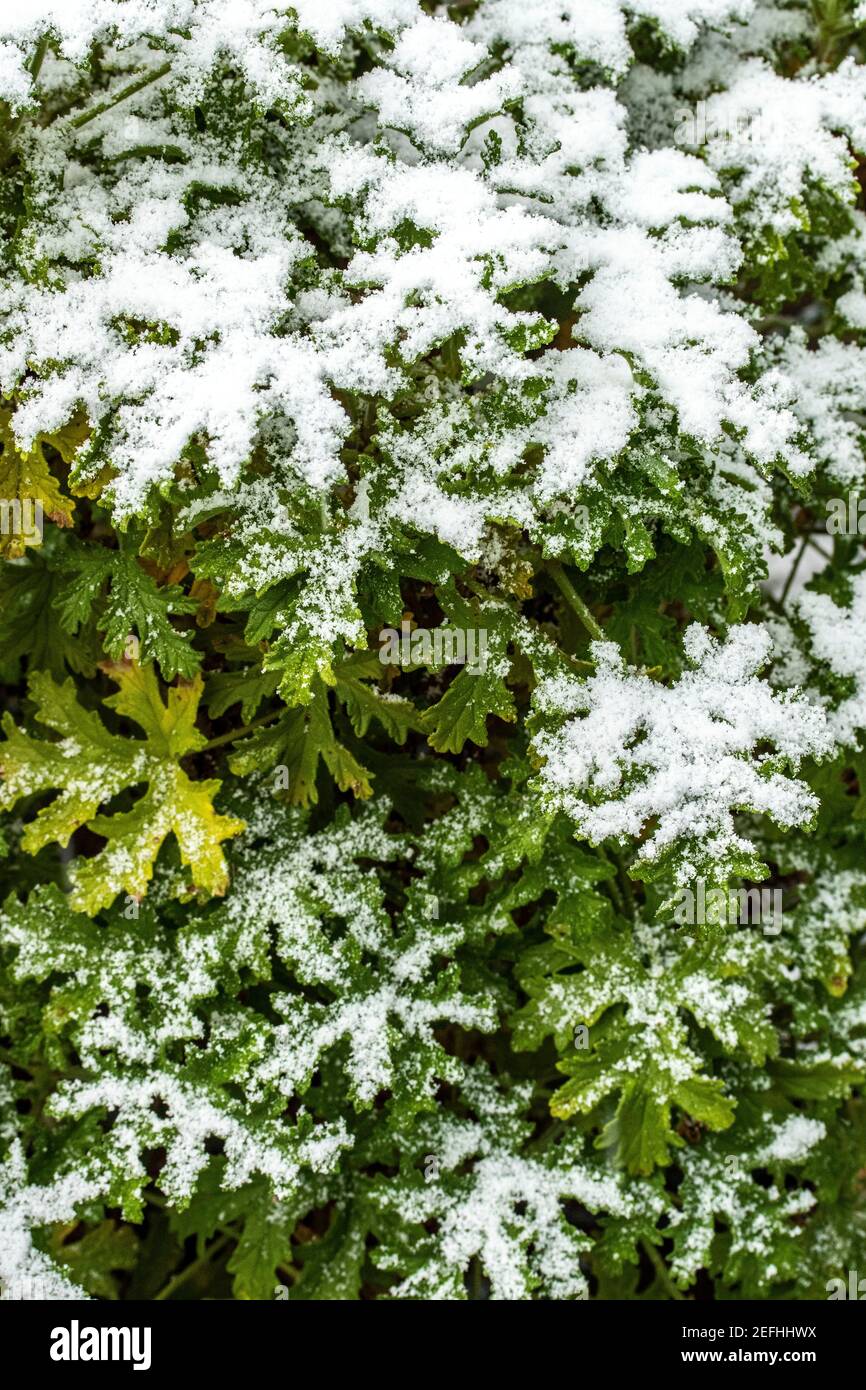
[{"left": 1, "top": 0, "right": 866, "bottom": 1301}]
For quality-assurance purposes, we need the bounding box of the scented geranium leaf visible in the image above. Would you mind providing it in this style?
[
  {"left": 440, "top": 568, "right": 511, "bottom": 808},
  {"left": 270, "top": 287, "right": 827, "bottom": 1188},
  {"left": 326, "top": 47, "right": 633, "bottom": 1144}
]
[
  {"left": 225, "top": 645, "right": 420, "bottom": 802},
  {"left": 0, "top": 792, "right": 506, "bottom": 1203},
  {"left": 367, "top": 1064, "right": 662, "bottom": 1300},
  {"left": 422, "top": 663, "right": 516, "bottom": 754},
  {"left": 228, "top": 707, "right": 315, "bottom": 798},
  {"left": 217, "top": 652, "right": 417, "bottom": 796},
  {"left": 207, "top": 795, "right": 501, "bottom": 1116},
  {"left": 229, "top": 683, "right": 373, "bottom": 805},
  {"left": 264, "top": 633, "right": 340, "bottom": 707},
  {"left": 226, "top": 1197, "right": 303, "bottom": 1301},
  {"left": 356, "top": 533, "right": 464, "bottom": 629},
  {"left": 1, "top": 879, "right": 275, "bottom": 1074},
  {"left": 0, "top": 1143, "right": 99, "bottom": 1300},
  {"left": 289, "top": 1205, "right": 367, "bottom": 1300},
  {"left": 238, "top": 534, "right": 370, "bottom": 707},
  {"left": 668, "top": 1100, "right": 829, "bottom": 1296},
  {"left": 50, "top": 1220, "right": 139, "bottom": 1301},
  {"left": 204, "top": 666, "right": 280, "bottom": 723},
  {"left": 0, "top": 408, "right": 78, "bottom": 557},
  {"left": 605, "top": 589, "right": 680, "bottom": 675},
  {"left": 0, "top": 550, "right": 99, "bottom": 679},
  {"left": 795, "top": 1097, "right": 866, "bottom": 1295},
  {"left": 56, "top": 544, "right": 200, "bottom": 680},
  {"left": 763, "top": 854, "right": 866, "bottom": 1015},
  {"left": 3, "top": 0, "right": 866, "bottom": 1309},
  {"left": 766, "top": 1056, "right": 864, "bottom": 1102},
  {"left": 0, "top": 884, "right": 118, "bottom": 1040},
  {"left": 512, "top": 912, "right": 779, "bottom": 1173},
  {"left": 607, "top": 1082, "right": 688, "bottom": 1177},
  {"left": 125, "top": 1211, "right": 183, "bottom": 1300},
  {"left": 171, "top": 1170, "right": 320, "bottom": 1301},
  {"left": 46, "top": 1061, "right": 350, "bottom": 1219},
  {"left": 797, "top": 571, "right": 866, "bottom": 751},
  {"left": 606, "top": 540, "right": 726, "bottom": 676},
  {"left": 531, "top": 624, "right": 833, "bottom": 892},
  {"left": 556, "top": 1045, "right": 735, "bottom": 1176},
  {"left": 0, "top": 664, "right": 243, "bottom": 911},
  {"left": 334, "top": 651, "right": 421, "bottom": 743},
  {"left": 420, "top": 600, "right": 517, "bottom": 753}
]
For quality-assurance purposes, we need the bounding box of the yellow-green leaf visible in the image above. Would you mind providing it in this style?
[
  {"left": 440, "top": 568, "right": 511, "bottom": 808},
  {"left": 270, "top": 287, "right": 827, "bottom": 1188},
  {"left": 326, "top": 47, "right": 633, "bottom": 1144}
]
[{"left": 0, "top": 663, "right": 243, "bottom": 912}]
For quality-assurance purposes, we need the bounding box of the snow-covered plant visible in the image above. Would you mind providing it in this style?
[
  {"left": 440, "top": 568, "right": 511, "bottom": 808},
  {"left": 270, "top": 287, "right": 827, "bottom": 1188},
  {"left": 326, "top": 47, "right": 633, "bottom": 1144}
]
[{"left": 0, "top": 0, "right": 865, "bottom": 1302}]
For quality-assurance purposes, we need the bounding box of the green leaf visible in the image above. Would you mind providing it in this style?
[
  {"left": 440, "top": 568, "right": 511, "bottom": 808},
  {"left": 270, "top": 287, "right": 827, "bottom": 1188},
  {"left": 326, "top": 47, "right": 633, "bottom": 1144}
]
[
  {"left": 56, "top": 543, "right": 200, "bottom": 680},
  {"left": 0, "top": 664, "right": 243, "bottom": 910},
  {"left": 290, "top": 1206, "right": 367, "bottom": 1300},
  {"left": 229, "top": 682, "right": 374, "bottom": 805},
  {"left": 422, "top": 664, "right": 516, "bottom": 754},
  {"left": 0, "top": 550, "right": 99, "bottom": 679},
  {"left": 0, "top": 408, "right": 82, "bottom": 556},
  {"left": 51, "top": 1220, "right": 139, "bottom": 1300}
]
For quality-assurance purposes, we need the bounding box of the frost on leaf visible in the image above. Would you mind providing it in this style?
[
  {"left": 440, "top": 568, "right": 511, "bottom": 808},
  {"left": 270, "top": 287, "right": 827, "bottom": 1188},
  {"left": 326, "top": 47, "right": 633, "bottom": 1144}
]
[
  {"left": 797, "top": 573, "right": 866, "bottom": 751},
  {"left": 368, "top": 1065, "right": 661, "bottom": 1300},
  {"left": 531, "top": 624, "right": 832, "bottom": 887}
]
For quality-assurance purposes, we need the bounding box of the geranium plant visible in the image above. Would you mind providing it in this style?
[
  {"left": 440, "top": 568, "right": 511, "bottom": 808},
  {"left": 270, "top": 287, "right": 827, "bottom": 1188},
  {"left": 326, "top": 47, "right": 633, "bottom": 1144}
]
[{"left": 0, "top": 0, "right": 865, "bottom": 1302}]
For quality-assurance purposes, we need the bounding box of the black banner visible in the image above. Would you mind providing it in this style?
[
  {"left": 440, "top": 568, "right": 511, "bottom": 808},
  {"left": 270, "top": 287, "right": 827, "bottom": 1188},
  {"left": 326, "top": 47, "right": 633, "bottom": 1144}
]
[{"left": 0, "top": 1295, "right": 858, "bottom": 1375}]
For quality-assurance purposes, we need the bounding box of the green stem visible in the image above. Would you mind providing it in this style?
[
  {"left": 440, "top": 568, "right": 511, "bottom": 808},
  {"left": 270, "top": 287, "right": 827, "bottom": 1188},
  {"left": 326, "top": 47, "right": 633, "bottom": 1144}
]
[
  {"left": 805, "top": 534, "right": 832, "bottom": 562},
  {"left": 202, "top": 709, "right": 282, "bottom": 752},
  {"left": 27, "top": 35, "right": 50, "bottom": 87},
  {"left": 600, "top": 860, "right": 624, "bottom": 916},
  {"left": 547, "top": 561, "right": 604, "bottom": 642},
  {"left": 598, "top": 847, "right": 630, "bottom": 917},
  {"left": 609, "top": 848, "right": 636, "bottom": 920},
  {"left": 524, "top": 1118, "right": 566, "bottom": 1158},
  {"left": 2, "top": 36, "right": 50, "bottom": 163},
  {"left": 561, "top": 651, "right": 595, "bottom": 673},
  {"left": 153, "top": 1233, "right": 232, "bottom": 1301},
  {"left": 69, "top": 61, "right": 171, "bottom": 130},
  {"left": 778, "top": 533, "right": 810, "bottom": 609},
  {"left": 642, "top": 1238, "right": 685, "bottom": 1301}
]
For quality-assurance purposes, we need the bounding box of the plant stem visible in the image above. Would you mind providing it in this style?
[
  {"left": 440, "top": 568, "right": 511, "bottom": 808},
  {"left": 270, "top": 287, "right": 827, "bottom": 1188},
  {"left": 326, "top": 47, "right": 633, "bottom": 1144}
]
[
  {"left": 561, "top": 651, "right": 595, "bottom": 673},
  {"left": 805, "top": 534, "right": 832, "bottom": 562},
  {"left": 610, "top": 848, "right": 636, "bottom": 920},
  {"left": 1, "top": 36, "right": 50, "bottom": 164},
  {"left": 153, "top": 1233, "right": 231, "bottom": 1301},
  {"left": 547, "top": 560, "right": 604, "bottom": 641},
  {"left": 642, "top": 1238, "right": 685, "bottom": 1301},
  {"left": 27, "top": 35, "right": 50, "bottom": 87},
  {"left": 70, "top": 61, "right": 171, "bottom": 130},
  {"left": 600, "top": 858, "right": 624, "bottom": 916},
  {"left": 779, "top": 534, "right": 810, "bottom": 609},
  {"left": 202, "top": 709, "right": 282, "bottom": 752},
  {"left": 526, "top": 1118, "right": 565, "bottom": 1156}
]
